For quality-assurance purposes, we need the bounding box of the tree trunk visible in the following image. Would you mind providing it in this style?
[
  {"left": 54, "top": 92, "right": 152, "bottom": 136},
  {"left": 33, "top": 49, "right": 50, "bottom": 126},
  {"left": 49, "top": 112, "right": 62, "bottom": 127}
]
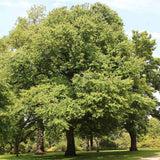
[
  {"left": 14, "top": 142, "right": 19, "bottom": 157},
  {"left": 35, "top": 119, "right": 45, "bottom": 155},
  {"left": 65, "top": 125, "right": 76, "bottom": 156},
  {"left": 86, "top": 137, "right": 89, "bottom": 151},
  {"left": 129, "top": 131, "right": 138, "bottom": 151},
  {"left": 90, "top": 135, "right": 93, "bottom": 150},
  {"left": 95, "top": 138, "right": 99, "bottom": 152}
]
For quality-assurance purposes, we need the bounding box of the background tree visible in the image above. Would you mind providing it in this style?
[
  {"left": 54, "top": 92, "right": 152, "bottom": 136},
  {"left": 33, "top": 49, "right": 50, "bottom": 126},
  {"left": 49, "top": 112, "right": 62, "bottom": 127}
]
[
  {"left": 136, "top": 117, "right": 160, "bottom": 148},
  {"left": 132, "top": 31, "right": 160, "bottom": 90},
  {"left": 122, "top": 31, "right": 159, "bottom": 151},
  {"left": 0, "top": 5, "right": 47, "bottom": 156}
]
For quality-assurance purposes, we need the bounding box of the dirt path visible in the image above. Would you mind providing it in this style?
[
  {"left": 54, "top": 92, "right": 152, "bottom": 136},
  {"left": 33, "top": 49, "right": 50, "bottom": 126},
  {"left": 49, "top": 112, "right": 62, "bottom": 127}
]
[{"left": 139, "top": 155, "right": 160, "bottom": 160}]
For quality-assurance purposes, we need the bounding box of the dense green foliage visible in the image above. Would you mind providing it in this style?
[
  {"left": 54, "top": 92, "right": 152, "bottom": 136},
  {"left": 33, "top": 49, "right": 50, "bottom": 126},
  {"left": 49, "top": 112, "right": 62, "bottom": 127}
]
[
  {"left": 0, "top": 83, "right": 11, "bottom": 148},
  {"left": 138, "top": 118, "right": 160, "bottom": 148}
]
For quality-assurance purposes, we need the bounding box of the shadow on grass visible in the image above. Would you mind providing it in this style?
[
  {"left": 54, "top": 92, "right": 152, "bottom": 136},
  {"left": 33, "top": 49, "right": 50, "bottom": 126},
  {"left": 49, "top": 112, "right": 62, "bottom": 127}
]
[{"left": 1, "top": 149, "right": 160, "bottom": 160}]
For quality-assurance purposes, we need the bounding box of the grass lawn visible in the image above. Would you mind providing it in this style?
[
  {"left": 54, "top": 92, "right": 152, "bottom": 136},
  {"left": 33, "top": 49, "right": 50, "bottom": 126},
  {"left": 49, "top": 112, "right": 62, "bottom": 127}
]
[{"left": 0, "top": 148, "right": 160, "bottom": 160}]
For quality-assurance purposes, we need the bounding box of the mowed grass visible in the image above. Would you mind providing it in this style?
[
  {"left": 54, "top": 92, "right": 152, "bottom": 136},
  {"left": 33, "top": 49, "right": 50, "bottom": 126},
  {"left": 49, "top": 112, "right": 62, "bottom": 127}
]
[{"left": 0, "top": 148, "right": 160, "bottom": 160}]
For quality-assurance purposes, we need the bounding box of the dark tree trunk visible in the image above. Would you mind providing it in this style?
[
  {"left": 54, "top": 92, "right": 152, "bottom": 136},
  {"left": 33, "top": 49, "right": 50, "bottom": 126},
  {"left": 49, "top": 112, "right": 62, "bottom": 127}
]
[
  {"left": 14, "top": 142, "right": 19, "bottom": 157},
  {"left": 86, "top": 137, "right": 89, "bottom": 151},
  {"left": 65, "top": 125, "right": 76, "bottom": 156},
  {"left": 35, "top": 119, "right": 45, "bottom": 155},
  {"left": 129, "top": 131, "right": 138, "bottom": 151},
  {"left": 90, "top": 134, "right": 93, "bottom": 150},
  {"left": 95, "top": 138, "right": 99, "bottom": 152}
]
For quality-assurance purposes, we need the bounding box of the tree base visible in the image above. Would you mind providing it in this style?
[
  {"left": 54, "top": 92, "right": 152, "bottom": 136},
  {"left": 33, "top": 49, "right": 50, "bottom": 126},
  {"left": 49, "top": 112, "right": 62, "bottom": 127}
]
[
  {"left": 130, "top": 147, "right": 138, "bottom": 151},
  {"left": 65, "top": 125, "right": 76, "bottom": 157},
  {"left": 35, "top": 150, "right": 45, "bottom": 155},
  {"left": 65, "top": 150, "right": 76, "bottom": 157}
]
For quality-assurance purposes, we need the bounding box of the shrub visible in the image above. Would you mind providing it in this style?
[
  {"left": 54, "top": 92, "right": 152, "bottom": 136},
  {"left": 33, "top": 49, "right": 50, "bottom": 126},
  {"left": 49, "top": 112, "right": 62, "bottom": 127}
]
[
  {"left": 100, "top": 137, "right": 117, "bottom": 150},
  {"left": 115, "top": 131, "right": 130, "bottom": 149}
]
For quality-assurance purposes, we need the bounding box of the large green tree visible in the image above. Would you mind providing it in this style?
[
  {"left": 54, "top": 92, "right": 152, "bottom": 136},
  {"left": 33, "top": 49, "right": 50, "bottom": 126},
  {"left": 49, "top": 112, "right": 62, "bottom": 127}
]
[{"left": 0, "top": 3, "right": 155, "bottom": 156}]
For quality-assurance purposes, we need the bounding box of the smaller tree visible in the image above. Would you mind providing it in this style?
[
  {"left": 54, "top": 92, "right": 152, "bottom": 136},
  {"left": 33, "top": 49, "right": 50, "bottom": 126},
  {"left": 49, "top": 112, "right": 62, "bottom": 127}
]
[
  {"left": 123, "top": 31, "right": 159, "bottom": 151},
  {"left": 7, "top": 102, "right": 37, "bottom": 156}
]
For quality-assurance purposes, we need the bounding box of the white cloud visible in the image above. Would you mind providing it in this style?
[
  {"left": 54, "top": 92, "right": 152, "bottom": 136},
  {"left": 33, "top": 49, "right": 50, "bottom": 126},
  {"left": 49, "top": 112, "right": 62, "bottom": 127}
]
[
  {"left": 151, "top": 32, "right": 160, "bottom": 39},
  {"left": 55, "top": 0, "right": 98, "bottom": 4},
  {"left": 0, "top": 1, "right": 12, "bottom": 6},
  {"left": 51, "top": 0, "right": 160, "bottom": 12},
  {"left": 107, "top": 0, "right": 160, "bottom": 11},
  {"left": 107, "top": 0, "right": 152, "bottom": 10},
  {"left": 126, "top": 31, "right": 160, "bottom": 39},
  {"left": 15, "top": 1, "right": 32, "bottom": 7},
  {"left": 0, "top": 0, "right": 32, "bottom": 8},
  {"left": 58, "top": 0, "right": 74, "bottom": 2},
  {"left": 52, "top": 2, "right": 66, "bottom": 8}
]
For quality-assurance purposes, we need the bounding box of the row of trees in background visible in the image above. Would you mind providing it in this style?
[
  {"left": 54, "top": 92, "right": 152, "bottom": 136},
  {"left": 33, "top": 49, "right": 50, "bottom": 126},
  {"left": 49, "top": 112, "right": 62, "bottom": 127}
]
[{"left": 0, "top": 3, "right": 160, "bottom": 157}]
